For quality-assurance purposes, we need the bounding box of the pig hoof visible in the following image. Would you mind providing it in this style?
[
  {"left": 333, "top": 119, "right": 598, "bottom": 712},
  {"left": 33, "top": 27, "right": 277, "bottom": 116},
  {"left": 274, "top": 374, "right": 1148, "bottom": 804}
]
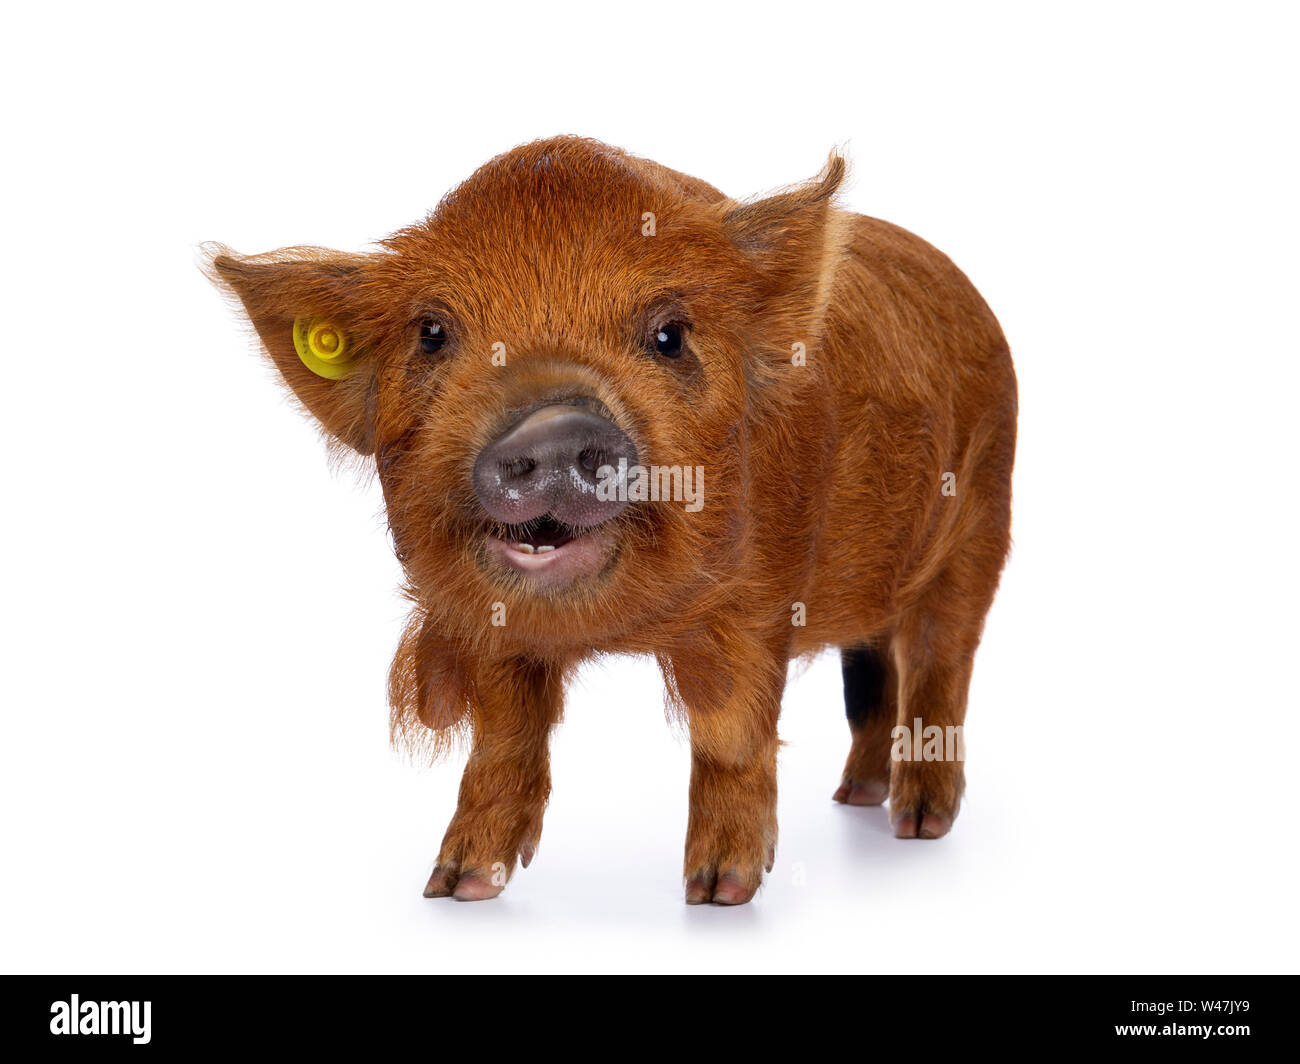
[
  {"left": 890, "top": 807, "right": 954, "bottom": 839},
  {"left": 684, "top": 868, "right": 759, "bottom": 906},
  {"left": 832, "top": 777, "right": 889, "bottom": 806},
  {"left": 452, "top": 873, "right": 505, "bottom": 901},
  {"left": 426, "top": 863, "right": 506, "bottom": 894},
  {"left": 422, "top": 863, "right": 506, "bottom": 900},
  {"left": 422, "top": 864, "right": 458, "bottom": 898},
  {"left": 711, "top": 874, "right": 757, "bottom": 905},
  {"left": 684, "top": 876, "right": 713, "bottom": 905},
  {"left": 888, "top": 763, "right": 962, "bottom": 839}
]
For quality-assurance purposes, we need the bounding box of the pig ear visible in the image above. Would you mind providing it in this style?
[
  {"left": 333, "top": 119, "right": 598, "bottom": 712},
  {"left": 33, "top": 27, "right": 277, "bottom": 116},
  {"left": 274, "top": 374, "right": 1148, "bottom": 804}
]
[
  {"left": 720, "top": 152, "right": 848, "bottom": 304},
  {"left": 203, "top": 244, "right": 381, "bottom": 455}
]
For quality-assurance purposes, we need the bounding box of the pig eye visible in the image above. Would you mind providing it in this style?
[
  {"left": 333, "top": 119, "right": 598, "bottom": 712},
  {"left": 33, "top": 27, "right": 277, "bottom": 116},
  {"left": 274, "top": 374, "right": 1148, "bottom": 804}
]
[
  {"left": 652, "top": 322, "right": 685, "bottom": 358},
  {"left": 417, "top": 319, "right": 447, "bottom": 356}
]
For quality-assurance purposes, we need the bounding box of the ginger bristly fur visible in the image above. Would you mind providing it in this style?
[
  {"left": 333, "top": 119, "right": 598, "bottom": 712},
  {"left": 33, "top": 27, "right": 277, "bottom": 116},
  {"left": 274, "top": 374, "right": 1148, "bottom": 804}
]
[{"left": 205, "top": 136, "right": 1016, "bottom": 904}]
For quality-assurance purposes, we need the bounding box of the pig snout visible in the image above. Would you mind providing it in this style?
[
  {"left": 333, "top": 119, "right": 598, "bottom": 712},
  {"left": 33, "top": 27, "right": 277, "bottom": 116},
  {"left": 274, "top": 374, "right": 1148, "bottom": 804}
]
[{"left": 472, "top": 403, "right": 638, "bottom": 528}]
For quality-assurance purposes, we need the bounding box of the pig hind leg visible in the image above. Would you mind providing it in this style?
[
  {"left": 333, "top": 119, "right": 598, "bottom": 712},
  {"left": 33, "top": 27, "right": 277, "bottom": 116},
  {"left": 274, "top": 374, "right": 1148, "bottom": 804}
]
[
  {"left": 886, "top": 559, "right": 993, "bottom": 840},
  {"left": 833, "top": 644, "right": 898, "bottom": 806}
]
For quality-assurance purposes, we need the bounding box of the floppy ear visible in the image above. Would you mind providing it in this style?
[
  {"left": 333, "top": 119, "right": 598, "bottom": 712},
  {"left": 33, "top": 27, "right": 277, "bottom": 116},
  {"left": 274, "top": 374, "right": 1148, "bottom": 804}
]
[
  {"left": 204, "top": 244, "right": 380, "bottom": 454},
  {"left": 720, "top": 152, "right": 848, "bottom": 330}
]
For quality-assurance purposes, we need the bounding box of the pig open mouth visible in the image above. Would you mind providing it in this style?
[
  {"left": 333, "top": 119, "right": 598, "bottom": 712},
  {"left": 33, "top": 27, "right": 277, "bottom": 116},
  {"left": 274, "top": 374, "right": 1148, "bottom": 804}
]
[
  {"left": 472, "top": 399, "right": 635, "bottom": 588},
  {"left": 485, "top": 513, "right": 618, "bottom": 586}
]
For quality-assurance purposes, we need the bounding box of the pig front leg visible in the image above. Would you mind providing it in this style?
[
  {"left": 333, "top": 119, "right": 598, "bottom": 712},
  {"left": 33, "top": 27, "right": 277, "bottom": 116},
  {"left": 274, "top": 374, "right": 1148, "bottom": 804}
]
[
  {"left": 669, "top": 639, "right": 784, "bottom": 905},
  {"left": 423, "top": 657, "right": 564, "bottom": 901}
]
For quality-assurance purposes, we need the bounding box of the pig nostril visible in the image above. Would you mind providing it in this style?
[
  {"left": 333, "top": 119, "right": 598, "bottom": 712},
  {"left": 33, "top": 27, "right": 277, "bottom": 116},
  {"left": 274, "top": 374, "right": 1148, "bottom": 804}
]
[{"left": 499, "top": 456, "right": 537, "bottom": 480}]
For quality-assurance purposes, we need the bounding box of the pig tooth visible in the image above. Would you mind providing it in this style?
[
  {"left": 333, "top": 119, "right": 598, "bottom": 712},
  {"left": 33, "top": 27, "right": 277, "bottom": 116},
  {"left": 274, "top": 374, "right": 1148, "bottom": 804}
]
[
  {"left": 515, "top": 543, "right": 535, "bottom": 554},
  {"left": 535, "top": 545, "right": 556, "bottom": 554}
]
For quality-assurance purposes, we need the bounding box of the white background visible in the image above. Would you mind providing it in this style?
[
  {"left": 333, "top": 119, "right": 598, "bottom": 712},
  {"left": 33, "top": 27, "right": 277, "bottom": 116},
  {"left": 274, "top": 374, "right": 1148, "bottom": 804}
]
[{"left": 3, "top": 2, "right": 1297, "bottom": 974}]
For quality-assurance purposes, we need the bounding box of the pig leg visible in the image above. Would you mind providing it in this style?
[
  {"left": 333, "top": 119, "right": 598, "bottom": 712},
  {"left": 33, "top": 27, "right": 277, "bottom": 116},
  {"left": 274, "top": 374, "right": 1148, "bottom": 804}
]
[
  {"left": 675, "top": 643, "right": 784, "bottom": 905},
  {"left": 683, "top": 736, "right": 779, "bottom": 906},
  {"left": 832, "top": 644, "right": 897, "bottom": 806},
  {"left": 887, "top": 586, "right": 982, "bottom": 840},
  {"left": 422, "top": 658, "right": 564, "bottom": 901}
]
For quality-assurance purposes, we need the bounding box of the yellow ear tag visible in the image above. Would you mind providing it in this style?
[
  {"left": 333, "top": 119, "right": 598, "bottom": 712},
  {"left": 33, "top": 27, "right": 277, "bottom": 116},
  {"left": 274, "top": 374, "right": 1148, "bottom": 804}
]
[{"left": 292, "top": 318, "right": 354, "bottom": 380}]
